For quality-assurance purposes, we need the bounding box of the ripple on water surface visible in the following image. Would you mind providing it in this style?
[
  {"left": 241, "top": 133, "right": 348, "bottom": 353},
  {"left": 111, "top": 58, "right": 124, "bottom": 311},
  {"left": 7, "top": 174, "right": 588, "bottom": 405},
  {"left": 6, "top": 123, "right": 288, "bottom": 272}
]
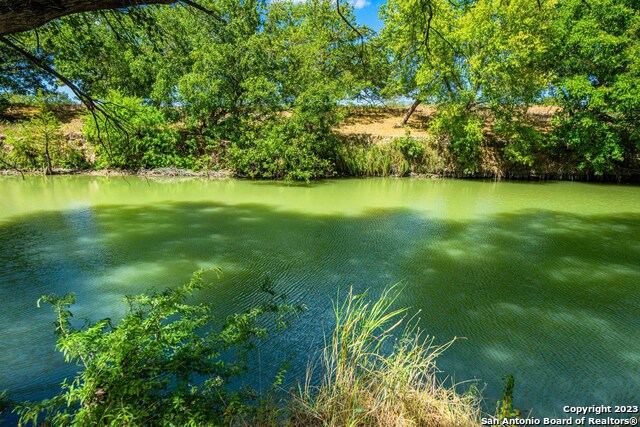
[{"left": 0, "top": 177, "right": 639, "bottom": 417}]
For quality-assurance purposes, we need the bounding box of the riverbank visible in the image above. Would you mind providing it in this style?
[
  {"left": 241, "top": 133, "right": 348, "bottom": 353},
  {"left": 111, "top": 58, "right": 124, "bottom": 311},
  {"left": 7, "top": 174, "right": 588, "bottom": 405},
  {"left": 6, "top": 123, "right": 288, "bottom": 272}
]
[
  {"left": 2, "top": 104, "right": 639, "bottom": 183},
  {"left": 4, "top": 283, "right": 485, "bottom": 426},
  {"left": 0, "top": 167, "right": 233, "bottom": 178}
]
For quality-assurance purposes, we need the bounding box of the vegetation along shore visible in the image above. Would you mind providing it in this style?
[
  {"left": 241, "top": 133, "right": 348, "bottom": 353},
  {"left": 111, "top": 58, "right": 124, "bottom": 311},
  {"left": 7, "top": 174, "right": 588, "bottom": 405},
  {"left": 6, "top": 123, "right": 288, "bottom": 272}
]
[
  {"left": 1, "top": 0, "right": 639, "bottom": 183},
  {"left": 1, "top": 0, "right": 640, "bottom": 425}
]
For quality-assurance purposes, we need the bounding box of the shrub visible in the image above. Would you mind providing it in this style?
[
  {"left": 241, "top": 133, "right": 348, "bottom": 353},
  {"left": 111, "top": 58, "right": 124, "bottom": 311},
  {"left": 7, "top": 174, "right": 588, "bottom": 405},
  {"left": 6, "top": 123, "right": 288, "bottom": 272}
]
[
  {"left": 335, "top": 135, "right": 443, "bottom": 177},
  {"left": 392, "top": 134, "right": 425, "bottom": 163},
  {"left": 4, "top": 110, "right": 86, "bottom": 172},
  {"left": 8, "top": 279, "right": 487, "bottom": 426},
  {"left": 226, "top": 118, "right": 334, "bottom": 181},
  {"left": 227, "top": 117, "right": 337, "bottom": 182},
  {"left": 430, "top": 105, "right": 483, "bottom": 174},
  {"left": 496, "top": 375, "right": 522, "bottom": 421},
  {"left": 550, "top": 109, "right": 627, "bottom": 175},
  {"left": 225, "top": 87, "right": 342, "bottom": 181},
  {"left": 494, "top": 118, "right": 543, "bottom": 169},
  {"left": 84, "top": 92, "right": 184, "bottom": 170},
  {"left": 391, "top": 135, "right": 445, "bottom": 174},
  {"left": 0, "top": 94, "right": 9, "bottom": 116},
  {"left": 334, "top": 140, "right": 408, "bottom": 177},
  {"left": 14, "top": 271, "right": 303, "bottom": 426}
]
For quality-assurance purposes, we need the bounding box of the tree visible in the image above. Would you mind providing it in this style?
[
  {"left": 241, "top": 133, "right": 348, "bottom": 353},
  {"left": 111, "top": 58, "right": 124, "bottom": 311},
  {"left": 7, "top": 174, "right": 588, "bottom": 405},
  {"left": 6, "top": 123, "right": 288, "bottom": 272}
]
[
  {"left": 381, "top": 0, "right": 557, "bottom": 171},
  {"left": 142, "top": 0, "right": 377, "bottom": 179},
  {"left": 0, "top": 0, "right": 224, "bottom": 125},
  {"left": 379, "top": 0, "right": 438, "bottom": 124},
  {"left": 549, "top": 0, "right": 640, "bottom": 174},
  {"left": 34, "top": 9, "right": 173, "bottom": 100},
  {"left": 0, "top": 43, "right": 56, "bottom": 98},
  {"left": 4, "top": 109, "right": 66, "bottom": 174}
]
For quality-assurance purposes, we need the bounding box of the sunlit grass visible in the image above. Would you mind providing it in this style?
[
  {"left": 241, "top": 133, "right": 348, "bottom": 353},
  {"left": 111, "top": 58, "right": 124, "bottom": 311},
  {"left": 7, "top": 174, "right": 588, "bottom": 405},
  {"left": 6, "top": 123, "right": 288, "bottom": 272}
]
[
  {"left": 289, "top": 286, "right": 481, "bottom": 426},
  {"left": 334, "top": 136, "right": 445, "bottom": 178}
]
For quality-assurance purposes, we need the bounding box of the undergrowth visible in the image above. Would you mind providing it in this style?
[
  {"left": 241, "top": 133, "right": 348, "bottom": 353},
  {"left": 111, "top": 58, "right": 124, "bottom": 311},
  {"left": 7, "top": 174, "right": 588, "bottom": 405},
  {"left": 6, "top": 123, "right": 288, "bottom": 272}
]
[
  {"left": 4, "top": 281, "right": 484, "bottom": 426},
  {"left": 290, "top": 286, "right": 481, "bottom": 426}
]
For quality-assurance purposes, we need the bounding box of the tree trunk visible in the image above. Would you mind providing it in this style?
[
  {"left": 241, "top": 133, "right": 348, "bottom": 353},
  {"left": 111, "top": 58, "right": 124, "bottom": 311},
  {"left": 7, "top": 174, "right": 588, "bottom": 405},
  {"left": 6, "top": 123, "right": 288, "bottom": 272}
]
[
  {"left": 44, "top": 138, "right": 53, "bottom": 175},
  {"left": 400, "top": 99, "right": 421, "bottom": 126},
  {"left": 0, "top": 0, "right": 175, "bottom": 36}
]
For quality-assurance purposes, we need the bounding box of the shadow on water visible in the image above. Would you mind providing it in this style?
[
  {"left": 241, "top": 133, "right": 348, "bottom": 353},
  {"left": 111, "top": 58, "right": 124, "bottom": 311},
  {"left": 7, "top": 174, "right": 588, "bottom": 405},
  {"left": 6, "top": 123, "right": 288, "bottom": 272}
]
[
  {"left": 247, "top": 178, "right": 338, "bottom": 188},
  {"left": 0, "top": 202, "right": 639, "bottom": 418}
]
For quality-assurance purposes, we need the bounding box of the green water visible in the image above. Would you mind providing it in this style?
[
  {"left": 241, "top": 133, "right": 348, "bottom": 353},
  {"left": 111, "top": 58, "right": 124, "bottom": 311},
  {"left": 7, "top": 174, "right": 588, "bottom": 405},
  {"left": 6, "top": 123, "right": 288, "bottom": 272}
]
[{"left": 1, "top": 176, "right": 639, "bottom": 417}]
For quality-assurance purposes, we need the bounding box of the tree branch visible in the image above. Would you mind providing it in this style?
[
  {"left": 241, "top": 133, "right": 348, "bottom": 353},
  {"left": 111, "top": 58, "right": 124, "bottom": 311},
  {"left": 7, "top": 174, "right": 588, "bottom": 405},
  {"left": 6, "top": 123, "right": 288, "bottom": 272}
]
[
  {"left": 1, "top": 35, "right": 98, "bottom": 112},
  {"left": 0, "top": 0, "right": 223, "bottom": 36},
  {"left": 336, "top": 0, "right": 366, "bottom": 68},
  {"left": 181, "top": 0, "right": 225, "bottom": 24},
  {"left": 0, "top": 155, "right": 25, "bottom": 179},
  {"left": 0, "top": 35, "right": 121, "bottom": 160}
]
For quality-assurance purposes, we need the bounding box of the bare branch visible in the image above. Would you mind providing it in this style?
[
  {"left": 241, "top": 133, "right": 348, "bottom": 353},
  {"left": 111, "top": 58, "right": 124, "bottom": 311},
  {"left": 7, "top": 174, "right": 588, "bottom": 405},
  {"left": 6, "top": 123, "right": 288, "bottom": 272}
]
[
  {"left": 335, "top": 0, "right": 366, "bottom": 68},
  {"left": 0, "top": 155, "right": 25, "bottom": 179},
  {"left": 181, "top": 0, "right": 225, "bottom": 24}
]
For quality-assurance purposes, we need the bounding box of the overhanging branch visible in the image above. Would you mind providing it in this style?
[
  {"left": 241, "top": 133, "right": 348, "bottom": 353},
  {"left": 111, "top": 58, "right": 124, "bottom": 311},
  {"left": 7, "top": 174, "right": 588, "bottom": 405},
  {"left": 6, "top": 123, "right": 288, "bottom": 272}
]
[
  {"left": 0, "top": 35, "right": 121, "bottom": 160},
  {"left": 0, "top": 0, "right": 224, "bottom": 36}
]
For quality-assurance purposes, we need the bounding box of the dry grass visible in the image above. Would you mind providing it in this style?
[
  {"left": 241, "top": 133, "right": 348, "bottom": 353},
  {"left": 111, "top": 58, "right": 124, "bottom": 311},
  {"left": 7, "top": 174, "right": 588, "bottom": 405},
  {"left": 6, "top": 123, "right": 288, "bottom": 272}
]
[
  {"left": 290, "top": 287, "right": 481, "bottom": 427},
  {"left": 2, "top": 104, "right": 555, "bottom": 141},
  {"left": 335, "top": 105, "right": 556, "bottom": 141},
  {"left": 336, "top": 106, "right": 436, "bottom": 139},
  {"left": 1, "top": 104, "right": 84, "bottom": 138}
]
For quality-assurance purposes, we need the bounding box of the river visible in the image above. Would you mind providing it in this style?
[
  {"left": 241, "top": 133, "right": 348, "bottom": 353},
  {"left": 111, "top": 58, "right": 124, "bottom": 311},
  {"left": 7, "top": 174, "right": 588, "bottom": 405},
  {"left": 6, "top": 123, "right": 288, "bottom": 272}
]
[{"left": 1, "top": 176, "right": 639, "bottom": 418}]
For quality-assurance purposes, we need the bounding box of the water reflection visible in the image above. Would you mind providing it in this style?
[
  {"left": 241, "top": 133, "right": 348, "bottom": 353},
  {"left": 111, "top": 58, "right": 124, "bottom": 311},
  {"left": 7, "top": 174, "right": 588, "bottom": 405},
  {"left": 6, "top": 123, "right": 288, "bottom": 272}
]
[{"left": 0, "top": 179, "right": 639, "bottom": 418}]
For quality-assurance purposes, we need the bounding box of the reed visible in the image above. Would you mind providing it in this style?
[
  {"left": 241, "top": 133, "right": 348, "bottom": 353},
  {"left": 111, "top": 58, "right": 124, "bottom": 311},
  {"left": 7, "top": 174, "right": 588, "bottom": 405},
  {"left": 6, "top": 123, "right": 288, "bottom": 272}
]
[
  {"left": 289, "top": 287, "right": 481, "bottom": 427},
  {"left": 334, "top": 136, "right": 446, "bottom": 177}
]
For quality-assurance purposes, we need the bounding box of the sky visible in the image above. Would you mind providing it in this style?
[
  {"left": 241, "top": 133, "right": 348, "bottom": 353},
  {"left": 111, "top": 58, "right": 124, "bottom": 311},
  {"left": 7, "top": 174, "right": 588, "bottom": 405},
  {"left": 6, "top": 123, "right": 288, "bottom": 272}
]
[{"left": 351, "top": 0, "right": 385, "bottom": 32}]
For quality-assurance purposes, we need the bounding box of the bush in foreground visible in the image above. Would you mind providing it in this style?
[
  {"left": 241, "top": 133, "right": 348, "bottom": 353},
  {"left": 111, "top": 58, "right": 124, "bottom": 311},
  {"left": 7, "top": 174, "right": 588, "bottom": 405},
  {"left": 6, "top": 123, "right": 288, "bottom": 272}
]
[
  {"left": 9, "top": 278, "right": 481, "bottom": 426},
  {"left": 14, "top": 271, "right": 302, "bottom": 426}
]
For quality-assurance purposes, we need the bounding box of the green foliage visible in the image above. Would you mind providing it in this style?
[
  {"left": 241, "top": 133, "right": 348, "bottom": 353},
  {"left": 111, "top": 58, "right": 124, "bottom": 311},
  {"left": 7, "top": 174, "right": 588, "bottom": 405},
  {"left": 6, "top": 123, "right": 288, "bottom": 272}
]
[
  {"left": 0, "top": 391, "right": 10, "bottom": 423},
  {"left": 496, "top": 375, "right": 522, "bottom": 423},
  {"left": 0, "top": 41, "right": 56, "bottom": 97},
  {"left": 551, "top": 109, "right": 626, "bottom": 174},
  {"left": 493, "top": 109, "right": 544, "bottom": 168},
  {"left": 4, "top": 109, "right": 86, "bottom": 172},
  {"left": 381, "top": 0, "right": 556, "bottom": 105},
  {"left": 550, "top": 0, "right": 640, "bottom": 174},
  {"left": 430, "top": 105, "right": 483, "bottom": 174},
  {"left": 335, "top": 140, "right": 409, "bottom": 177},
  {"left": 0, "top": 93, "right": 9, "bottom": 116},
  {"left": 392, "top": 134, "right": 424, "bottom": 163},
  {"left": 227, "top": 118, "right": 337, "bottom": 182},
  {"left": 381, "top": 0, "right": 561, "bottom": 175},
  {"left": 16, "top": 271, "right": 303, "bottom": 426},
  {"left": 391, "top": 134, "right": 446, "bottom": 174},
  {"left": 335, "top": 135, "right": 444, "bottom": 177},
  {"left": 6, "top": 90, "right": 73, "bottom": 108},
  {"left": 225, "top": 85, "right": 342, "bottom": 181},
  {"left": 3, "top": 0, "right": 639, "bottom": 178},
  {"left": 33, "top": 7, "right": 167, "bottom": 99},
  {"left": 85, "top": 92, "right": 188, "bottom": 170}
]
